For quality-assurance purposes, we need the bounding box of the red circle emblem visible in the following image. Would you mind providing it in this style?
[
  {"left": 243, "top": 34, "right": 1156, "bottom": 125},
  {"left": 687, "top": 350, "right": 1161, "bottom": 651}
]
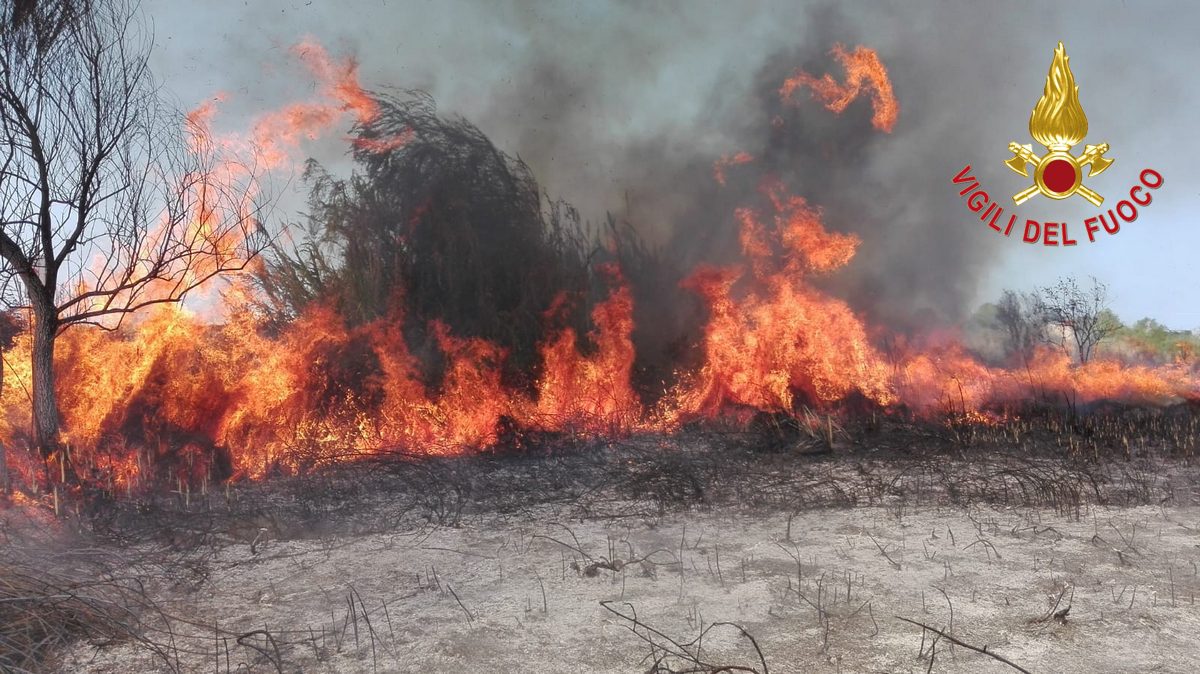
[{"left": 1042, "top": 159, "right": 1077, "bottom": 194}]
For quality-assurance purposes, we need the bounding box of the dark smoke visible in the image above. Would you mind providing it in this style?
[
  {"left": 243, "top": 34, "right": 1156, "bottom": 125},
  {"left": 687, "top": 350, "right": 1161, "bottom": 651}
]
[
  {"left": 458, "top": 3, "right": 1041, "bottom": 334},
  {"left": 148, "top": 0, "right": 1198, "bottom": 327},
  {"left": 257, "top": 3, "right": 1078, "bottom": 391}
]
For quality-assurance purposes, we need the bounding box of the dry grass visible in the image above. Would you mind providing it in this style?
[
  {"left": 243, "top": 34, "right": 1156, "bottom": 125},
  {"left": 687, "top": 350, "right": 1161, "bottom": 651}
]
[{"left": 0, "top": 518, "right": 180, "bottom": 672}]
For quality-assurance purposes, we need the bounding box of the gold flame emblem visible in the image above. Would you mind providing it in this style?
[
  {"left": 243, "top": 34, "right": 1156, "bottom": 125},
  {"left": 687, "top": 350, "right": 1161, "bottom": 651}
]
[{"left": 1005, "top": 42, "right": 1113, "bottom": 205}]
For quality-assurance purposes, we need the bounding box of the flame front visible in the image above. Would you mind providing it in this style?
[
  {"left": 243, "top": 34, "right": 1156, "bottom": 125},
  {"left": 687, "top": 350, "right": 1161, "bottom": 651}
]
[
  {"left": 0, "top": 42, "right": 1195, "bottom": 500},
  {"left": 1029, "top": 42, "right": 1088, "bottom": 149},
  {"left": 666, "top": 183, "right": 894, "bottom": 419}
]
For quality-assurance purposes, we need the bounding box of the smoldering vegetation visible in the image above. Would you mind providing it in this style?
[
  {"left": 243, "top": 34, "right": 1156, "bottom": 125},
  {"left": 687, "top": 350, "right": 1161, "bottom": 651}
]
[
  {"left": 0, "top": 516, "right": 189, "bottom": 673},
  {"left": 91, "top": 402, "right": 1200, "bottom": 540},
  {"left": 6, "top": 402, "right": 1200, "bottom": 671}
]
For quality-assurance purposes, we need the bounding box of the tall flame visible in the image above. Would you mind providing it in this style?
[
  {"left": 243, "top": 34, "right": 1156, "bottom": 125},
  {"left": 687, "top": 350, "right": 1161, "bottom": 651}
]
[
  {"left": 665, "top": 183, "right": 895, "bottom": 420},
  {"left": 1029, "top": 42, "right": 1088, "bottom": 149},
  {"left": 3, "top": 40, "right": 1199, "bottom": 503}
]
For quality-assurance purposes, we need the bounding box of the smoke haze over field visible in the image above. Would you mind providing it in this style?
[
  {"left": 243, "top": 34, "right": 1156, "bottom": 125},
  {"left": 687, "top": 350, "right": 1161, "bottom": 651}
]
[{"left": 147, "top": 0, "right": 1200, "bottom": 328}]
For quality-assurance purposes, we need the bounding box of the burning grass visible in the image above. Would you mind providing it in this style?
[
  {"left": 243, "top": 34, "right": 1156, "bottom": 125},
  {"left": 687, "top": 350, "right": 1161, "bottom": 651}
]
[
  {"left": 47, "top": 402, "right": 1200, "bottom": 546},
  {"left": 0, "top": 38, "right": 1195, "bottom": 504},
  {"left": 2, "top": 32, "right": 1199, "bottom": 670}
]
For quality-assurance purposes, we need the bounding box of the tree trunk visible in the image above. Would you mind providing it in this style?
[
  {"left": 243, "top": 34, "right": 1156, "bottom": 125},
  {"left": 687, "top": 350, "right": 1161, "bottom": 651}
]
[
  {"left": 30, "top": 306, "right": 60, "bottom": 458},
  {"left": 0, "top": 344, "right": 7, "bottom": 495}
]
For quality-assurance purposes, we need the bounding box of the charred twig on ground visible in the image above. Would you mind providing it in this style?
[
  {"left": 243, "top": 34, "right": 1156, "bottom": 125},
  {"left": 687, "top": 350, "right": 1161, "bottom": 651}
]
[
  {"left": 867, "top": 533, "right": 902, "bottom": 570},
  {"left": 446, "top": 583, "right": 474, "bottom": 624},
  {"left": 896, "top": 616, "right": 1031, "bottom": 674},
  {"left": 235, "top": 629, "right": 284, "bottom": 674},
  {"left": 601, "top": 600, "right": 768, "bottom": 673},
  {"left": 1030, "top": 583, "right": 1073, "bottom": 629}
]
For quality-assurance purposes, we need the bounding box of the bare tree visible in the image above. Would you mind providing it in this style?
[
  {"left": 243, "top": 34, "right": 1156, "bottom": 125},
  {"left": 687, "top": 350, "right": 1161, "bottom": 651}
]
[
  {"left": 0, "top": 0, "right": 267, "bottom": 457},
  {"left": 1038, "top": 276, "right": 1120, "bottom": 364},
  {"left": 994, "top": 289, "right": 1046, "bottom": 366}
]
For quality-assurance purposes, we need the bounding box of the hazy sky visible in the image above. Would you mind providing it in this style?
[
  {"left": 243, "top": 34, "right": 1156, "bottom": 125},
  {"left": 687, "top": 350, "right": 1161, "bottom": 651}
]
[{"left": 143, "top": 0, "right": 1200, "bottom": 329}]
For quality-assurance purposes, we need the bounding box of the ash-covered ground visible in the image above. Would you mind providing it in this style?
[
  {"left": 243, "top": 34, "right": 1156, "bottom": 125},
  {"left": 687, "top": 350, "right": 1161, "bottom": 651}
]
[{"left": 7, "top": 408, "right": 1200, "bottom": 673}]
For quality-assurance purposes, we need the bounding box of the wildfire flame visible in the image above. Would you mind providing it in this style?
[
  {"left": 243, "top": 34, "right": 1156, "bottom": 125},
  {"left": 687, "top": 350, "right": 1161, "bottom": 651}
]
[
  {"left": 667, "top": 183, "right": 894, "bottom": 419},
  {"left": 780, "top": 44, "right": 899, "bottom": 133},
  {"left": 1029, "top": 41, "right": 1088, "bottom": 150},
  {"left": 194, "top": 40, "right": 407, "bottom": 172},
  {"left": 0, "top": 41, "right": 1196, "bottom": 502},
  {"left": 713, "top": 152, "right": 754, "bottom": 186},
  {"left": 531, "top": 268, "right": 643, "bottom": 434}
]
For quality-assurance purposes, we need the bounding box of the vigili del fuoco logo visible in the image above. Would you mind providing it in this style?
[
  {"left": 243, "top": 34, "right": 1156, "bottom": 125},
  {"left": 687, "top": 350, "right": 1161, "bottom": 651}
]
[{"left": 952, "top": 42, "right": 1163, "bottom": 246}]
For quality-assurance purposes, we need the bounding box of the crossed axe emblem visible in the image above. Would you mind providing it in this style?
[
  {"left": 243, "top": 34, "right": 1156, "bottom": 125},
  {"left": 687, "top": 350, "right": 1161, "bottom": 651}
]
[{"left": 1005, "top": 141, "right": 1114, "bottom": 206}]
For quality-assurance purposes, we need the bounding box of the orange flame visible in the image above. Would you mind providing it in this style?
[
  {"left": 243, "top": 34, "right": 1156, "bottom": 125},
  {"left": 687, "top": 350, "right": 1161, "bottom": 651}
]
[
  {"left": 713, "top": 152, "right": 754, "bottom": 186},
  {"left": 195, "top": 39, "right": 406, "bottom": 172},
  {"left": 780, "top": 44, "right": 899, "bottom": 132},
  {"left": 530, "top": 269, "right": 642, "bottom": 434},
  {"left": 1, "top": 41, "right": 1197, "bottom": 501},
  {"left": 666, "top": 183, "right": 894, "bottom": 419}
]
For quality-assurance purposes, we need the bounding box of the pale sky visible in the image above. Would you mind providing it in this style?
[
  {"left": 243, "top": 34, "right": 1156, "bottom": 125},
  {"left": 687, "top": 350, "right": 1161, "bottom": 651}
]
[{"left": 142, "top": 0, "right": 1200, "bottom": 330}]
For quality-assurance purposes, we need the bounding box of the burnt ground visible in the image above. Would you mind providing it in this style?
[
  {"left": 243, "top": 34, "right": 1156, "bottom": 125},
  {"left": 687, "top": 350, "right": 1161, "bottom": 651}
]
[{"left": 5, "top": 406, "right": 1200, "bottom": 672}]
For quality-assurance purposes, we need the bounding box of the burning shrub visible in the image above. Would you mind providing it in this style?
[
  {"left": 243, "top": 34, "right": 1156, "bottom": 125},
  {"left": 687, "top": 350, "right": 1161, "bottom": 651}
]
[{"left": 256, "top": 92, "right": 596, "bottom": 387}]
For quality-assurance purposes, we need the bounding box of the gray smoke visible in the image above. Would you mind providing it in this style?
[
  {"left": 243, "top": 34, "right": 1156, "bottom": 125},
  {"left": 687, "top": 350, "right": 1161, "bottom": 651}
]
[
  {"left": 423, "top": 2, "right": 1042, "bottom": 329},
  {"left": 148, "top": 0, "right": 1194, "bottom": 328}
]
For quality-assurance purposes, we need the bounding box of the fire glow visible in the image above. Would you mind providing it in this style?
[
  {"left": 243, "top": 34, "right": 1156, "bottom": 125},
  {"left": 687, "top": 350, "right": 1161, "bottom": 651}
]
[{"left": 0, "top": 42, "right": 1196, "bottom": 497}]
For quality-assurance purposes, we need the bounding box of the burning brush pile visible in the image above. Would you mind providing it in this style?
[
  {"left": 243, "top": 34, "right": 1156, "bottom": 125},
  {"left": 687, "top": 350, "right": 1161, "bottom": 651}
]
[{"left": 0, "top": 34, "right": 1197, "bottom": 507}]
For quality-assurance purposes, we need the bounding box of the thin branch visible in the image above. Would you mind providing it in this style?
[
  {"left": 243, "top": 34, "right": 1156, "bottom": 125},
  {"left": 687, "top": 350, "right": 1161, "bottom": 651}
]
[{"left": 895, "top": 616, "right": 1031, "bottom": 674}]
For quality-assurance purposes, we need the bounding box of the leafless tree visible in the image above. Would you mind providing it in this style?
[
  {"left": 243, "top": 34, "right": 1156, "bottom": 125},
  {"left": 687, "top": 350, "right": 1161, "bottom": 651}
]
[
  {"left": 994, "top": 289, "right": 1045, "bottom": 366},
  {"left": 1038, "top": 276, "right": 1120, "bottom": 364},
  {"left": 0, "top": 0, "right": 268, "bottom": 457}
]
